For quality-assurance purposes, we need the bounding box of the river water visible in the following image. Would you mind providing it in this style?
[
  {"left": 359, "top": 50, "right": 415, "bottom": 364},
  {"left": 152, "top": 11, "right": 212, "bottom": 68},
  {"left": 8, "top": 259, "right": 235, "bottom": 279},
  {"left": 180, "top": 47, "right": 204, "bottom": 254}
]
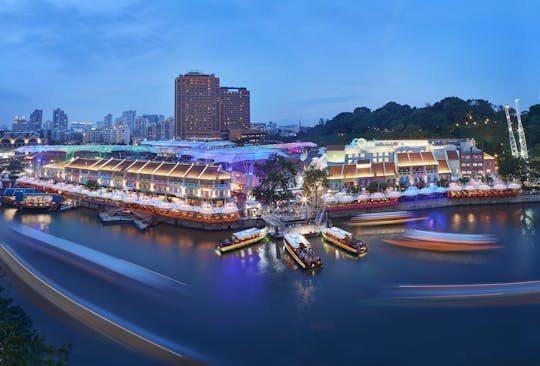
[{"left": 0, "top": 203, "right": 539, "bottom": 365}]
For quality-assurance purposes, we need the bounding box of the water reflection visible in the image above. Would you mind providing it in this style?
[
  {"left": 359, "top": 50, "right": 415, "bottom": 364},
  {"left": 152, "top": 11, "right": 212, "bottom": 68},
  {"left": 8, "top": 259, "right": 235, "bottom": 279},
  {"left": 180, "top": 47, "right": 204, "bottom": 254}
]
[
  {"left": 20, "top": 214, "right": 52, "bottom": 226},
  {"left": 2, "top": 208, "right": 17, "bottom": 221},
  {"left": 295, "top": 278, "right": 316, "bottom": 312},
  {"left": 521, "top": 208, "right": 536, "bottom": 237}
]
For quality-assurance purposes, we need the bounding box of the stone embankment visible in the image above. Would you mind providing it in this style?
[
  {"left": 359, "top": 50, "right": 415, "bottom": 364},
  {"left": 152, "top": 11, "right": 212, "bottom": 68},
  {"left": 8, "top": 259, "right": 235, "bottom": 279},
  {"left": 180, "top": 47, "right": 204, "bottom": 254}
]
[{"left": 327, "top": 193, "right": 540, "bottom": 219}]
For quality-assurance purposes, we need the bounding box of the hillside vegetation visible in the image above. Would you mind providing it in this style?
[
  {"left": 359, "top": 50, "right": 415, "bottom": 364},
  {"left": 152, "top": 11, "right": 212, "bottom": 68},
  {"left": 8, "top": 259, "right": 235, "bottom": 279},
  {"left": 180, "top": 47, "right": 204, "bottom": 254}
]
[{"left": 298, "top": 97, "right": 540, "bottom": 164}]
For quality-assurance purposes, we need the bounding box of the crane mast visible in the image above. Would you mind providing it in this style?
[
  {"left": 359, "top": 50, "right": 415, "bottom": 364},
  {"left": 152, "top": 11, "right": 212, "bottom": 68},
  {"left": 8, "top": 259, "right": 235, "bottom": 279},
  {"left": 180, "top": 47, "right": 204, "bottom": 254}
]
[
  {"left": 514, "top": 99, "right": 529, "bottom": 160},
  {"left": 504, "top": 104, "right": 519, "bottom": 158}
]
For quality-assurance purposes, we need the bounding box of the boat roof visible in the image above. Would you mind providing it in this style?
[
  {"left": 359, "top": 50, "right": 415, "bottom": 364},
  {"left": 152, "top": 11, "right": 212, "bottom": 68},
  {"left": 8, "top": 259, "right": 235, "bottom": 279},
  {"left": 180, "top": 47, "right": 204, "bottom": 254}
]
[
  {"left": 233, "top": 227, "right": 265, "bottom": 239},
  {"left": 355, "top": 211, "right": 410, "bottom": 219},
  {"left": 2, "top": 187, "right": 39, "bottom": 195},
  {"left": 284, "top": 233, "right": 310, "bottom": 248},
  {"left": 326, "top": 226, "right": 352, "bottom": 239}
]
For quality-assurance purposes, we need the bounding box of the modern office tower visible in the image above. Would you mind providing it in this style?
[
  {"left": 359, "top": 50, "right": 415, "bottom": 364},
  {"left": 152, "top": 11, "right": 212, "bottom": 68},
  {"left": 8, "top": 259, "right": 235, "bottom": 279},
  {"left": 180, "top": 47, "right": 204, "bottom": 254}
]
[
  {"left": 29, "top": 109, "right": 43, "bottom": 130},
  {"left": 11, "top": 116, "right": 28, "bottom": 132},
  {"left": 52, "top": 108, "right": 68, "bottom": 130},
  {"left": 104, "top": 113, "right": 113, "bottom": 128},
  {"left": 175, "top": 72, "right": 221, "bottom": 140},
  {"left": 219, "top": 87, "right": 250, "bottom": 131}
]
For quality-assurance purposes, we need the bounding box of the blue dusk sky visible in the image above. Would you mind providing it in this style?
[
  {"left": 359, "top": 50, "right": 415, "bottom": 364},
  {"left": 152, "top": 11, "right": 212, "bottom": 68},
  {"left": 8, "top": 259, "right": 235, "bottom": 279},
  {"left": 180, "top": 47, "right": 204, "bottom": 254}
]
[{"left": 1, "top": 0, "right": 539, "bottom": 126}]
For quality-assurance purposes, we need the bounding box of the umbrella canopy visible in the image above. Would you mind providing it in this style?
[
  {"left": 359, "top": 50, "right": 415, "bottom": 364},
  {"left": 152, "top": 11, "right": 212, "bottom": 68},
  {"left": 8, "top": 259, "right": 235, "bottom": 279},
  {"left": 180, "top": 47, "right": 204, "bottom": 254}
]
[{"left": 370, "top": 192, "right": 385, "bottom": 200}]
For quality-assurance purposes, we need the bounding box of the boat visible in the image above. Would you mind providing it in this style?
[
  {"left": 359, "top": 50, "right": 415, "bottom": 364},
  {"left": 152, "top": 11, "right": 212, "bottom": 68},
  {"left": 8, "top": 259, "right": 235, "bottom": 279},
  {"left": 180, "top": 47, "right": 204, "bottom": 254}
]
[
  {"left": 13, "top": 192, "right": 62, "bottom": 212},
  {"left": 382, "top": 238, "right": 501, "bottom": 252},
  {"left": 283, "top": 233, "right": 322, "bottom": 270},
  {"left": 402, "top": 230, "right": 496, "bottom": 244},
  {"left": 216, "top": 227, "right": 268, "bottom": 254},
  {"left": 350, "top": 211, "right": 426, "bottom": 226},
  {"left": 321, "top": 227, "right": 367, "bottom": 256}
]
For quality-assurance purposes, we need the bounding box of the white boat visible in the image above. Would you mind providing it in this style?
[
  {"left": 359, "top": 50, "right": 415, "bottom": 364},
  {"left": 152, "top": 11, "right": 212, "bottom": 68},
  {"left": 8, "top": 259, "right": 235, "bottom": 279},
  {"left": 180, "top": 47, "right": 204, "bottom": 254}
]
[
  {"left": 283, "top": 233, "right": 322, "bottom": 269},
  {"left": 321, "top": 227, "right": 367, "bottom": 256},
  {"left": 216, "top": 227, "right": 268, "bottom": 254}
]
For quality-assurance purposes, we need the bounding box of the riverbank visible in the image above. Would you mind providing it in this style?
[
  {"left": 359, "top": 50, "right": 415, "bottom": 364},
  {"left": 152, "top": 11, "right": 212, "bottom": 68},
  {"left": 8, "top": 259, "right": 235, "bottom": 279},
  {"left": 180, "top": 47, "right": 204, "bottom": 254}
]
[
  {"left": 327, "top": 193, "right": 540, "bottom": 219},
  {"left": 79, "top": 200, "right": 264, "bottom": 231},
  {"left": 0, "top": 243, "right": 203, "bottom": 366}
]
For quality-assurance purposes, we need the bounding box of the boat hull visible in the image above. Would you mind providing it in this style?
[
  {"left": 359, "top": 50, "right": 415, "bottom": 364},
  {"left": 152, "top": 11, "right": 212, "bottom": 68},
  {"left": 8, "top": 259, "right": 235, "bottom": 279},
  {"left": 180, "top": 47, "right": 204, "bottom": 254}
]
[{"left": 217, "top": 234, "right": 267, "bottom": 254}]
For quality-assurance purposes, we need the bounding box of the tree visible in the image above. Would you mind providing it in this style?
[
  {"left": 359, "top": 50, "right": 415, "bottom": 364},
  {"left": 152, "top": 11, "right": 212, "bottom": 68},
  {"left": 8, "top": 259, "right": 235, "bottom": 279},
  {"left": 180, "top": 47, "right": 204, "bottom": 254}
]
[
  {"left": 0, "top": 288, "right": 71, "bottom": 365},
  {"left": 85, "top": 180, "right": 99, "bottom": 190},
  {"left": 367, "top": 181, "right": 387, "bottom": 192},
  {"left": 301, "top": 167, "right": 328, "bottom": 211},
  {"left": 252, "top": 154, "right": 297, "bottom": 212},
  {"left": 7, "top": 160, "right": 23, "bottom": 174}
]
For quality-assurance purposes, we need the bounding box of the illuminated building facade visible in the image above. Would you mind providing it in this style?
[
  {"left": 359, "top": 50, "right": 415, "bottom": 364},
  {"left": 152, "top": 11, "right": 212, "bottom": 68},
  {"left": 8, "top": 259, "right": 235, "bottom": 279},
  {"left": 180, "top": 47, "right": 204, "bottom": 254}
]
[{"left": 44, "top": 158, "right": 231, "bottom": 203}]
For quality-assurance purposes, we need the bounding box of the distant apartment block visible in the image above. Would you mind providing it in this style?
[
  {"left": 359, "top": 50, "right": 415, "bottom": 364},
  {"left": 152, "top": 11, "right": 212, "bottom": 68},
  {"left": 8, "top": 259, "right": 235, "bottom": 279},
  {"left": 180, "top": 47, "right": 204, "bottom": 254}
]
[{"left": 11, "top": 116, "right": 28, "bottom": 132}]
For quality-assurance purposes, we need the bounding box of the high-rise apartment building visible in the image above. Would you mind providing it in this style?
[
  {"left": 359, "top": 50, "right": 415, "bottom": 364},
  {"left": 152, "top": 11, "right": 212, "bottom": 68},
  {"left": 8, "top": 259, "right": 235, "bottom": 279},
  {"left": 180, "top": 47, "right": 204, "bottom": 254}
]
[
  {"left": 175, "top": 72, "right": 221, "bottom": 140},
  {"left": 220, "top": 87, "right": 250, "bottom": 131},
  {"left": 29, "top": 109, "right": 43, "bottom": 131},
  {"left": 53, "top": 108, "right": 68, "bottom": 130}
]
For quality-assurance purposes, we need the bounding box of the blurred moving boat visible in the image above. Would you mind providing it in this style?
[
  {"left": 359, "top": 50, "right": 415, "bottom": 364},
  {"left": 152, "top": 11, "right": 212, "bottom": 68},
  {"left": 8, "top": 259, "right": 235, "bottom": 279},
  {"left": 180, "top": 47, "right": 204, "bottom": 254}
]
[
  {"left": 216, "top": 227, "right": 268, "bottom": 254},
  {"left": 383, "top": 229, "right": 500, "bottom": 252},
  {"left": 284, "top": 233, "right": 322, "bottom": 270},
  {"left": 382, "top": 238, "right": 501, "bottom": 252},
  {"left": 350, "top": 211, "right": 426, "bottom": 226},
  {"left": 402, "top": 229, "right": 496, "bottom": 244},
  {"left": 321, "top": 227, "right": 367, "bottom": 257}
]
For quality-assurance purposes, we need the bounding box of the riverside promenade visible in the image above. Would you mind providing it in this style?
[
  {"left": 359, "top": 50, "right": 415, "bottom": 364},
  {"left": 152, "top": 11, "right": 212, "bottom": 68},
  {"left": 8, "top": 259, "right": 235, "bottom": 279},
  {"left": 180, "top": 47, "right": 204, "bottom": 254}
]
[{"left": 327, "top": 193, "right": 540, "bottom": 219}]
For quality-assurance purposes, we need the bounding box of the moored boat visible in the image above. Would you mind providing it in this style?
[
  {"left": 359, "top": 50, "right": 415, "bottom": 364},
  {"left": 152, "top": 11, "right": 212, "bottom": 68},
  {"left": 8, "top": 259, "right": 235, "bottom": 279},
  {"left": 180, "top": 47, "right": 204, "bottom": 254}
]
[
  {"left": 402, "top": 229, "right": 496, "bottom": 244},
  {"left": 216, "top": 227, "right": 268, "bottom": 254},
  {"left": 350, "top": 211, "right": 426, "bottom": 226},
  {"left": 283, "top": 233, "right": 322, "bottom": 270},
  {"left": 321, "top": 227, "right": 367, "bottom": 256},
  {"left": 13, "top": 192, "right": 62, "bottom": 212}
]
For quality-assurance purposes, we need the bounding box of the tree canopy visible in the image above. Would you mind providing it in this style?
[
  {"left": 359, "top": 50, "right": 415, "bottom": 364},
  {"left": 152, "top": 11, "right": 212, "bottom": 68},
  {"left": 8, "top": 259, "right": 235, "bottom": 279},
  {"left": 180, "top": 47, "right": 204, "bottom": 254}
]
[{"left": 252, "top": 154, "right": 297, "bottom": 210}]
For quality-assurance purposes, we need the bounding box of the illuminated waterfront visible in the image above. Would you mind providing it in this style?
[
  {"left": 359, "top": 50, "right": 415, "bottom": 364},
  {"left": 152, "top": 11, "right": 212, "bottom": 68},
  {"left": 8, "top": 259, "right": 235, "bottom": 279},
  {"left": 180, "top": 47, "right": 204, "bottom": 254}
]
[{"left": 1, "top": 203, "right": 540, "bottom": 365}]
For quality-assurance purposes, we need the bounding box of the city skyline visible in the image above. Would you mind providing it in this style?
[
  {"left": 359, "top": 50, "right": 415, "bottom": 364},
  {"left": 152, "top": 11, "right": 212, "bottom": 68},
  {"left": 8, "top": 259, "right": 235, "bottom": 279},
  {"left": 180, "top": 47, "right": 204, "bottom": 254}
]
[{"left": 1, "top": 0, "right": 540, "bottom": 126}]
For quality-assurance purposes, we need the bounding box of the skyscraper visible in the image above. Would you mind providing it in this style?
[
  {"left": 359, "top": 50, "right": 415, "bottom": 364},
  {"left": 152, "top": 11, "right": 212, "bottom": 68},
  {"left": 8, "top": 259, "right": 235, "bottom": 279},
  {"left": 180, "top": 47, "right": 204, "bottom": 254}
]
[
  {"left": 52, "top": 108, "right": 68, "bottom": 130},
  {"left": 175, "top": 72, "right": 221, "bottom": 140},
  {"left": 104, "top": 113, "right": 113, "bottom": 128},
  {"left": 29, "top": 109, "right": 43, "bottom": 131},
  {"left": 219, "top": 87, "right": 250, "bottom": 131}
]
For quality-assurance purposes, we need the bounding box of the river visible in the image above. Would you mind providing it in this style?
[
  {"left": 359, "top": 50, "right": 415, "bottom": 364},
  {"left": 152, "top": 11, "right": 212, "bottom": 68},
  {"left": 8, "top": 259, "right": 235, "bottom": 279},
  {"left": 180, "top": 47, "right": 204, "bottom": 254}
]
[{"left": 0, "top": 203, "right": 539, "bottom": 365}]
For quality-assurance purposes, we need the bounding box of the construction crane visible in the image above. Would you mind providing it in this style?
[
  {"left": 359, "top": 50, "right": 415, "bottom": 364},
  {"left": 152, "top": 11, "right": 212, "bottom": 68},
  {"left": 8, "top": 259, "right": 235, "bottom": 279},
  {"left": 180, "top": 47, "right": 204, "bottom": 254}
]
[
  {"left": 504, "top": 104, "right": 519, "bottom": 158},
  {"left": 514, "top": 99, "right": 529, "bottom": 160}
]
